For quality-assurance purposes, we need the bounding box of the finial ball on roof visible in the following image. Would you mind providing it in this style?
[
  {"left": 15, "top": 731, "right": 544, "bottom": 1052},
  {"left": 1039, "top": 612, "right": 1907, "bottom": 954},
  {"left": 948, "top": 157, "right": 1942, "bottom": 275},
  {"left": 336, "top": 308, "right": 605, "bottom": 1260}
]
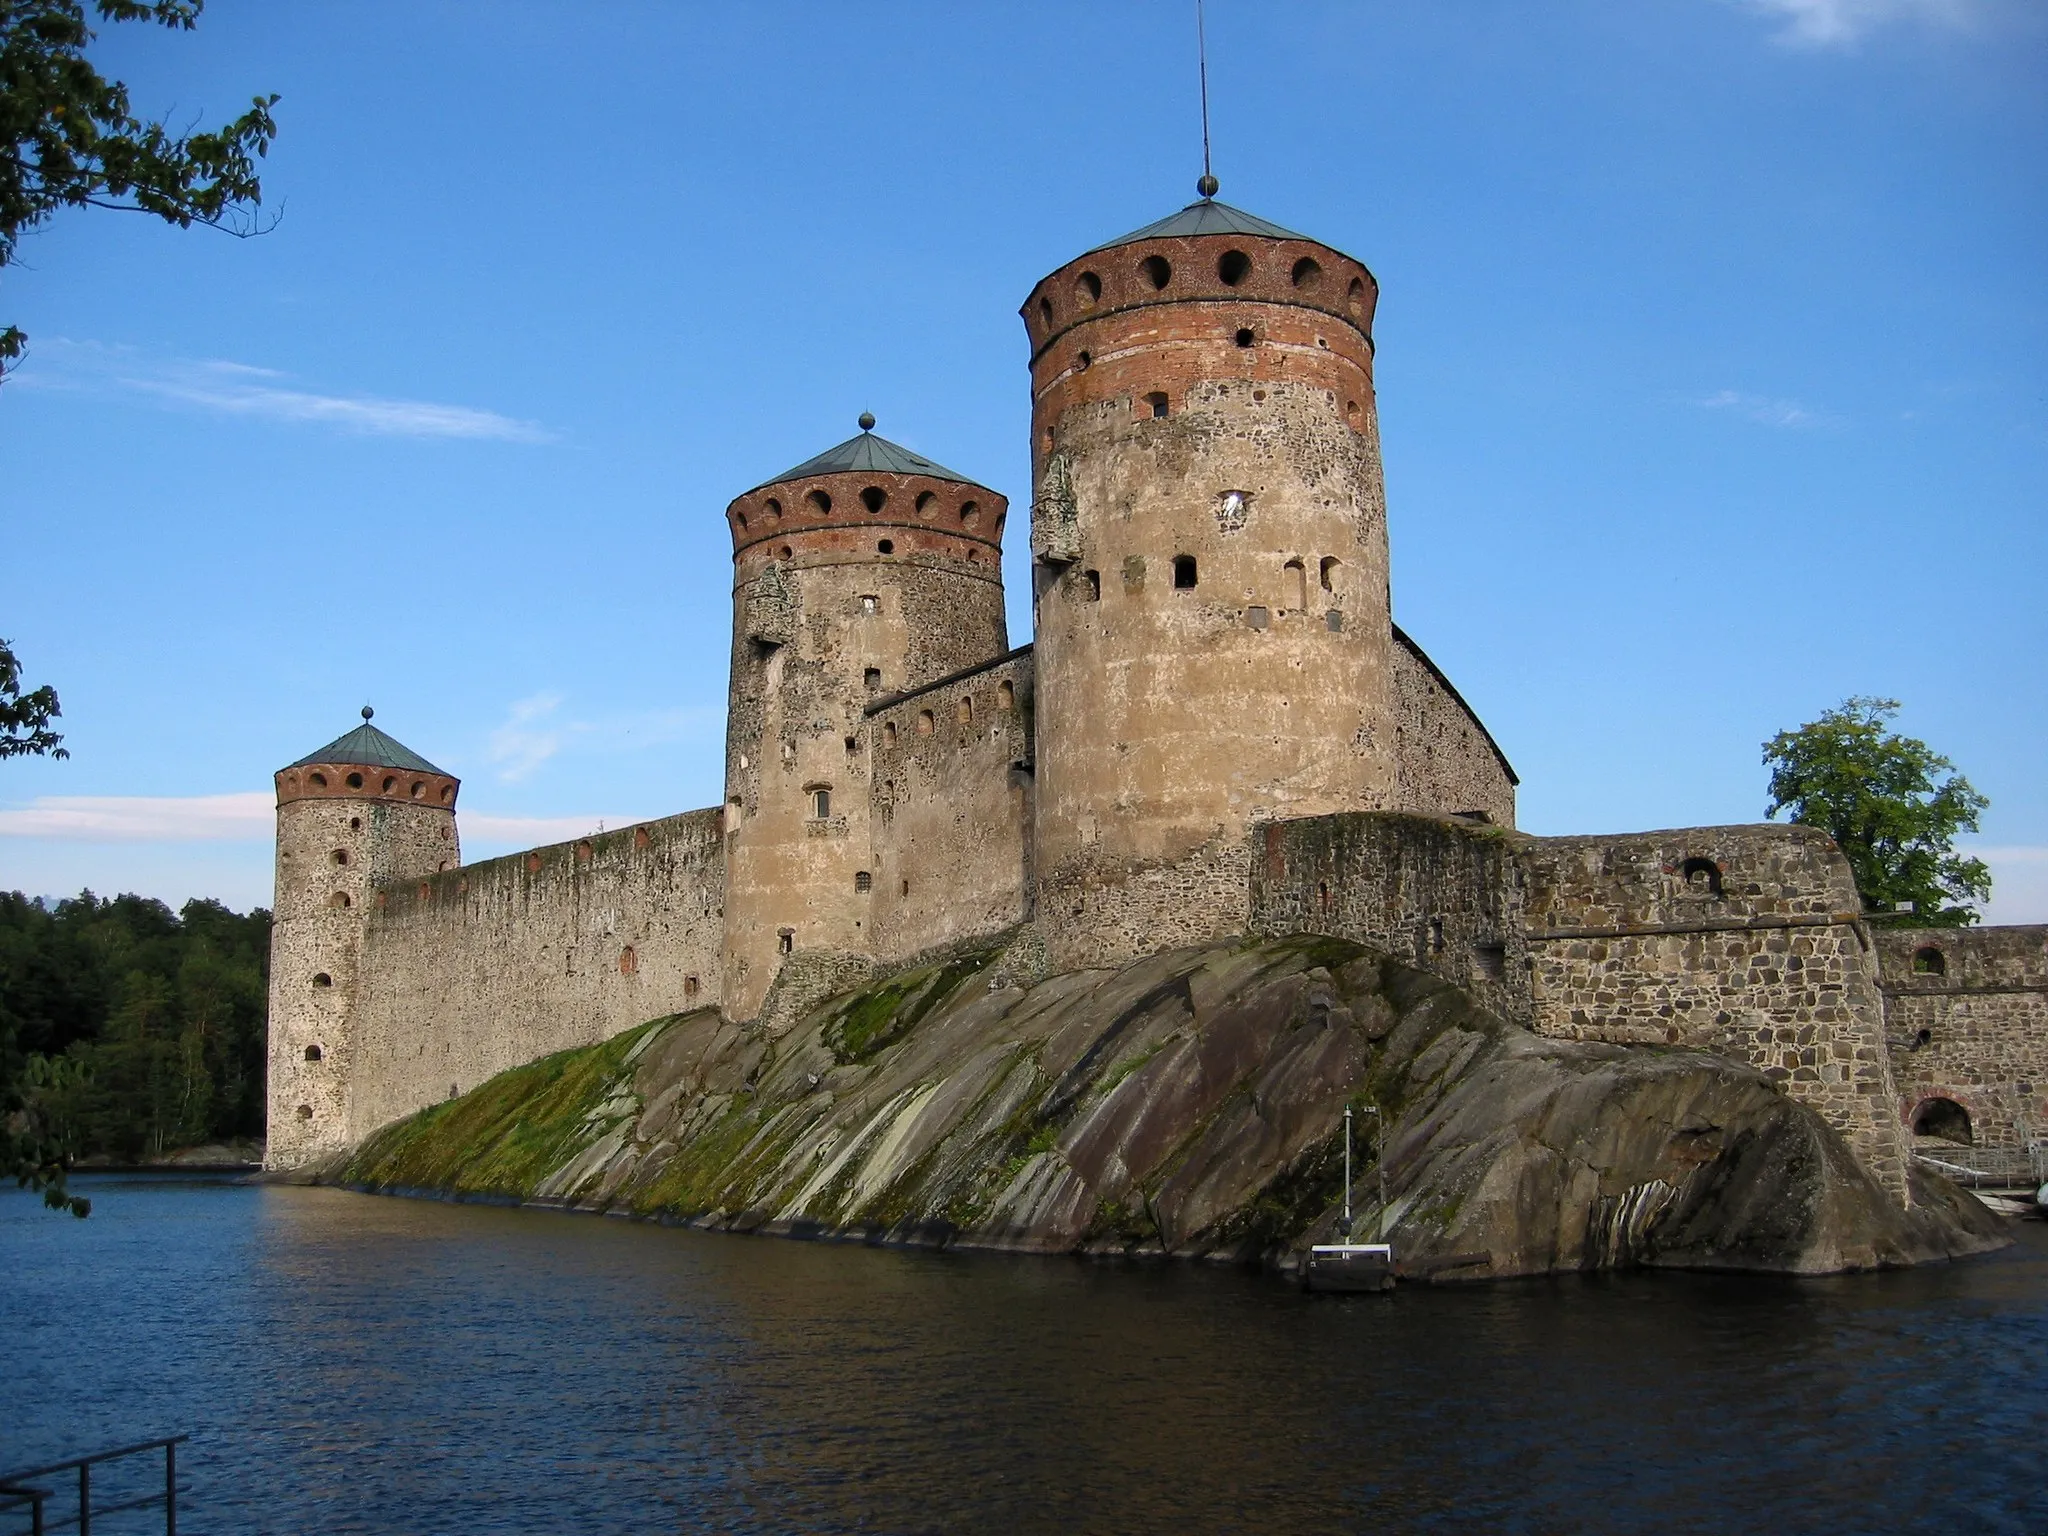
[
  {"left": 361, "top": 705, "right": 374, "bottom": 722},
  {"left": 1197, "top": 173, "right": 1220, "bottom": 199},
  {"left": 858, "top": 411, "right": 876, "bottom": 432}
]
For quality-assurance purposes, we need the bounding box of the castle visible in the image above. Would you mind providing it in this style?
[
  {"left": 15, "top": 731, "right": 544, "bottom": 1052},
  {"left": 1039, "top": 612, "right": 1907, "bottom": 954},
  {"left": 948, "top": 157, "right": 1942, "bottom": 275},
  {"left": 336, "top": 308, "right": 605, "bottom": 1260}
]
[{"left": 264, "top": 186, "right": 2045, "bottom": 1200}]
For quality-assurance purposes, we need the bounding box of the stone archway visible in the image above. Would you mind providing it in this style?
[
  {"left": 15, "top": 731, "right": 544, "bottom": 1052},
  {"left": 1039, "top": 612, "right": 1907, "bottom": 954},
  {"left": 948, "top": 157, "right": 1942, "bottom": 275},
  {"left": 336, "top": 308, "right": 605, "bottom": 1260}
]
[{"left": 1910, "top": 1096, "right": 1973, "bottom": 1146}]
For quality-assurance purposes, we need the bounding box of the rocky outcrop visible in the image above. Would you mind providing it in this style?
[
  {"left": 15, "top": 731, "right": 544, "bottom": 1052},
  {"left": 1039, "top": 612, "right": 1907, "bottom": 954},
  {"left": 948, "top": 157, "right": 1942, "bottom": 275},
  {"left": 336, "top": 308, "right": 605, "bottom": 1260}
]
[{"left": 336, "top": 936, "right": 2007, "bottom": 1278}]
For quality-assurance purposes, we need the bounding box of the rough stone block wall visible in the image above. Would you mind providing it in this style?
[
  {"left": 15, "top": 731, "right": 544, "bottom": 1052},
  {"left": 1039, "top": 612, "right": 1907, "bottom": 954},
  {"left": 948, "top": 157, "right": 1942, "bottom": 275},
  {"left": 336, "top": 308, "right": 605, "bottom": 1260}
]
[
  {"left": 866, "top": 649, "right": 1034, "bottom": 966},
  {"left": 1878, "top": 925, "right": 2048, "bottom": 1150},
  {"left": 345, "top": 808, "right": 724, "bottom": 1145},
  {"left": 1249, "top": 812, "right": 1529, "bottom": 1025},
  {"left": 1519, "top": 825, "right": 1909, "bottom": 1202},
  {"left": 1390, "top": 625, "right": 1517, "bottom": 828},
  {"left": 1039, "top": 833, "right": 1255, "bottom": 974}
]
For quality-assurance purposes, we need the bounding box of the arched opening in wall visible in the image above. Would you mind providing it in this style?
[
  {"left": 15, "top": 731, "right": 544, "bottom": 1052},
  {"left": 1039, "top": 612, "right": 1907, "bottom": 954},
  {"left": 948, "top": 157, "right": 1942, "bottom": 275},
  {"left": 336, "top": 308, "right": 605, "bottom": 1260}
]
[
  {"left": 1217, "top": 249, "right": 1251, "bottom": 286},
  {"left": 998, "top": 680, "right": 1015, "bottom": 711},
  {"left": 1345, "top": 400, "right": 1362, "bottom": 429},
  {"left": 860, "top": 593, "right": 879, "bottom": 614},
  {"left": 575, "top": 839, "right": 593, "bottom": 864},
  {"left": 1076, "top": 350, "right": 1091, "bottom": 372},
  {"left": 865, "top": 668, "right": 882, "bottom": 692},
  {"left": 297, "top": 1104, "right": 313, "bottom": 1121},
  {"left": 309, "top": 772, "right": 328, "bottom": 789},
  {"left": 765, "top": 497, "right": 783, "bottom": 522},
  {"left": 957, "top": 697, "right": 973, "bottom": 726},
  {"left": 1913, "top": 945, "right": 1947, "bottom": 976},
  {"left": 527, "top": 853, "right": 543, "bottom": 875},
  {"left": 960, "top": 500, "right": 980, "bottom": 529},
  {"left": 1429, "top": 917, "right": 1445, "bottom": 953},
  {"left": 412, "top": 778, "right": 427, "bottom": 798},
  {"left": 1140, "top": 254, "right": 1172, "bottom": 290},
  {"left": 807, "top": 489, "right": 832, "bottom": 515},
  {"left": 860, "top": 486, "right": 887, "bottom": 514},
  {"left": 994, "top": 511, "right": 1006, "bottom": 537},
  {"left": 1038, "top": 296, "right": 1053, "bottom": 327},
  {"left": 349, "top": 816, "right": 362, "bottom": 830},
  {"left": 1145, "top": 392, "right": 1169, "bottom": 419},
  {"left": 311, "top": 973, "right": 332, "bottom": 989},
  {"left": 1082, "top": 569, "right": 1101, "bottom": 601},
  {"left": 440, "top": 786, "right": 453, "bottom": 803},
  {"left": 304, "top": 1044, "right": 323, "bottom": 1062},
  {"left": 735, "top": 509, "right": 749, "bottom": 532},
  {"left": 884, "top": 721, "right": 898, "bottom": 746},
  {"left": 914, "top": 491, "right": 936, "bottom": 517},
  {"left": 1680, "top": 858, "right": 1723, "bottom": 897},
  {"left": 684, "top": 975, "right": 700, "bottom": 1000},
  {"left": 1915, "top": 1027, "right": 1932, "bottom": 1048},
  {"left": 634, "top": 826, "right": 652, "bottom": 851},
  {"left": 917, "top": 710, "right": 935, "bottom": 736},
  {"left": 1291, "top": 256, "right": 1323, "bottom": 289},
  {"left": 331, "top": 849, "right": 349, "bottom": 866},
  {"left": 855, "top": 870, "right": 872, "bottom": 893},
  {"left": 1076, "top": 270, "right": 1101, "bottom": 305},
  {"left": 878, "top": 539, "right": 894, "bottom": 555},
  {"left": 1172, "top": 555, "right": 1198, "bottom": 589},
  {"left": 778, "top": 929, "right": 794, "bottom": 955},
  {"left": 809, "top": 786, "right": 832, "bottom": 820},
  {"left": 1319, "top": 557, "right": 1341, "bottom": 593},
  {"left": 420, "top": 880, "right": 432, "bottom": 897},
  {"left": 346, "top": 772, "right": 364, "bottom": 789},
  {"left": 382, "top": 776, "right": 397, "bottom": 793},
  {"left": 329, "top": 892, "right": 351, "bottom": 910},
  {"left": 1234, "top": 328, "right": 1255, "bottom": 349},
  {"left": 844, "top": 735, "right": 858, "bottom": 755},
  {"left": 619, "top": 945, "right": 638, "bottom": 976},
  {"left": 1912, "top": 1097, "right": 1973, "bottom": 1145},
  {"left": 1284, "top": 559, "right": 1307, "bottom": 610},
  {"left": 779, "top": 544, "right": 793, "bottom": 560},
  {"left": 1347, "top": 277, "right": 1366, "bottom": 317}
]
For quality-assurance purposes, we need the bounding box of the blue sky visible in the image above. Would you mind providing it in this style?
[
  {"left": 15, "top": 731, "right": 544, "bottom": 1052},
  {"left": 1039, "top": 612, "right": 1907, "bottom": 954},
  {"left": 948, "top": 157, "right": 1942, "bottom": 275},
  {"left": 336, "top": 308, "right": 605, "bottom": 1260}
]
[{"left": 2, "top": 0, "right": 2042, "bottom": 920}]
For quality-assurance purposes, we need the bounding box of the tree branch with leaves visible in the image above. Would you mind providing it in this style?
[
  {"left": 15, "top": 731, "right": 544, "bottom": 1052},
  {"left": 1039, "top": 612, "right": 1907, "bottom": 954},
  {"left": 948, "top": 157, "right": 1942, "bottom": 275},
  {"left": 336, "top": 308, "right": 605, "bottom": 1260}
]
[{"left": 2, "top": 0, "right": 280, "bottom": 377}]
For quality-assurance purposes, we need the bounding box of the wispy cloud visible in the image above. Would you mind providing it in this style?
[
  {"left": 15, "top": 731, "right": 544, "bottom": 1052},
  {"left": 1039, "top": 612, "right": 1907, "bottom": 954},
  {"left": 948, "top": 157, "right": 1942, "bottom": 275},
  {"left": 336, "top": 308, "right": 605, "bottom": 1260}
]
[
  {"left": 488, "top": 692, "right": 569, "bottom": 782},
  {"left": 1731, "top": 0, "right": 1986, "bottom": 47},
  {"left": 0, "top": 792, "right": 273, "bottom": 841},
  {"left": 20, "top": 339, "right": 553, "bottom": 443},
  {"left": 1698, "top": 389, "right": 1835, "bottom": 429},
  {"left": 485, "top": 693, "right": 724, "bottom": 784}
]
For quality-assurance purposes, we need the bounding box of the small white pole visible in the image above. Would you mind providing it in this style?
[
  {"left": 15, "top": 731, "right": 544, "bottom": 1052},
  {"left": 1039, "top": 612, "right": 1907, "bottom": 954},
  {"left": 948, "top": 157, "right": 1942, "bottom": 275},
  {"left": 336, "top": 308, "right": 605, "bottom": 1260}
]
[{"left": 1342, "top": 1103, "right": 1353, "bottom": 1239}]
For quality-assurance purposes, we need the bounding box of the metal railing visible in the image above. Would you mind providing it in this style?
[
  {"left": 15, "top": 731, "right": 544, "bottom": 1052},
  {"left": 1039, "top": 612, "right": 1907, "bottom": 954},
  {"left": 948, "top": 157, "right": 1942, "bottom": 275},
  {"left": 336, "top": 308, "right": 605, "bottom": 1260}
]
[
  {"left": 0, "top": 1436, "right": 187, "bottom": 1535},
  {"left": 1913, "top": 1143, "right": 2047, "bottom": 1189}
]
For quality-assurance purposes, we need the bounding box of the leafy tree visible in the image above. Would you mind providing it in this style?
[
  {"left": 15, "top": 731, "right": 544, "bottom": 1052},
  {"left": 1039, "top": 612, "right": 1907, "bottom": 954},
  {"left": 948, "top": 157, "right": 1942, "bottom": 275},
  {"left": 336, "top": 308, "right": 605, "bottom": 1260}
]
[
  {"left": 2, "top": 0, "right": 280, "bottom": 377},
  {"left": 1764, "top": 697, "right": 1991, "bottom": 927},
  {"left": 0, "top": 636, "right": 65, "bottom": 758}
]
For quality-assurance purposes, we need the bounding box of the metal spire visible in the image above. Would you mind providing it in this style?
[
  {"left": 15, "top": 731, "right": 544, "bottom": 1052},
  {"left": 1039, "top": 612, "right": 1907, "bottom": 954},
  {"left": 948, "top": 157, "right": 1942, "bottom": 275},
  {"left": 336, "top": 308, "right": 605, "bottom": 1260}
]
[{"left": 1196, "top": 0, "right": 1218, "bottom": 199}]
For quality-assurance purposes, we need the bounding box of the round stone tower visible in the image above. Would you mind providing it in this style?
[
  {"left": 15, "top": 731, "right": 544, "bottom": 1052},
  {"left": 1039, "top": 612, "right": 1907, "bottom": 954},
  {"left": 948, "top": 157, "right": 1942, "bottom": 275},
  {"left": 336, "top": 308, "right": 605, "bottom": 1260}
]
[
  {"left": 1020, "top": 186, "right": 1396, "bottom": 969},
  {"left": 721, "top": 416, "right": 1010, "bottom": 1023},
  {"left": 265, "top": 709, "right": 460, "bottom": 1169}
]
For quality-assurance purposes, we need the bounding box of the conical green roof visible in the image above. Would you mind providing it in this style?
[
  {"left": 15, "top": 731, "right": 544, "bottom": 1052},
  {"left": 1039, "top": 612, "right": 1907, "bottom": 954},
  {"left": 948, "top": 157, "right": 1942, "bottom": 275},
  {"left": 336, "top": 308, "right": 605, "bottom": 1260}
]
[
  {"left": 749, "top": 425, "right": 973, "bottom": 493},
  {"left": 286, "top": 714, "right": 448, "bottom": 775},
  {"left": 1089, "top": 197, "right": 1310, "bottom": 253}
]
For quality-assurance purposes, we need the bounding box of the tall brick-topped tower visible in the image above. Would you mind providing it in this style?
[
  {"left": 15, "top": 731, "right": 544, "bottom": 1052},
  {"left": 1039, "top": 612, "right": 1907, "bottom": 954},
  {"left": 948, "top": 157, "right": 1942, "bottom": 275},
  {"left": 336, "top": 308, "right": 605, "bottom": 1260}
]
[
  {"left": 1020, "top": 186, "right": 1397, "bottom": 968},
  {"left": 266, "top": 708, "right": 459, "bottom": 1167},
  {"left": 720, "top": 417, "right": 1011, "bottom": 1021}
]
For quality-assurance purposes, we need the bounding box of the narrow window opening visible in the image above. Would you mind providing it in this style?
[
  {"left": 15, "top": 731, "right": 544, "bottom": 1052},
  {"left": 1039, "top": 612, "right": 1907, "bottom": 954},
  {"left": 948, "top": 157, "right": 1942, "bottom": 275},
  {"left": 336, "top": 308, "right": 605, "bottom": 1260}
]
[
  {"left": 1284, "top": 559, "right": 1307, "bottom": 610},
  {"left": 1076, "top": 271, "right": 1102, "bottom": 305},
  {"left": 1038, "top": 296, "right": 1053, "bottom": 326},
  {"left": 1291, "top": 256, "right": 1322, "bottom": 288},
  {"left": 684, "top": 976, "right": 700, "bottom": 1000},
  {"left": 1473, "top": 944, "right": 1507, "bottom": 983},
  {"left": 900, "top": 879, "right": 911, "bottom": 897},
  {"left": 311, "top": 972, "right": 332, "bottom": 989},
  {"left": 1429, "top": 917, "right": 1445, "bottom": 953},
  {"left": 957, "top": 697, "right": 973, "bottom": 725},
  {"left": 1082, "top": 569, "right": 1101, "bottom": 601},
  {"left": 960, "top": 500, "right": 980, "bottom": 528},
  {"left": 1234, "top": 327, "right": 1255, "bottom": 348},
  {"left": 409, "top": 782, "right": 423, "bottom": 799},
  {"left": 778, "top": 929, "right": 794, "bottom": 955},
  {"left": 440, "top": 785, "right": 453, "bottom": 803},
  {"left": 914, "top": 490, "right": 936, "bottom": 516},
  {"left": 811, "top": 787, "right": 831, "bottom": 820},
  {"left": 998, "top": 680, "right": 1015, "bottom": 710},
  {"left": 865, "top": 668, "right": 882, "bottom": 691},
  {"left": 884, "top": 721, "right": 898, "bottom": 745},
  {"left": 1172, "top": 555, "right": 1198, "bottom": 589},
  {"left": 1217, "top": 249, "right": 1251, "bottom": 286},
  {"left": 860, "top": 593, "right": 878, "bottom": 613},
  {"left": 1246, "top": 606, "right": 1269, "bottom": 629},
  {"left": 1141, "top": 254, "right": 1172, "bottom": 290},
  {"left": 1680, "top": 858, "right": 1723, "bottom": 897},
  {"left": 860, "top": 486, "right": 887, "bottom": 514},
  {"left": 304, "top": 1044, "right": 323, "bottom": 1062},
  {"left": 764, "top": 497, "right": 783, "bottom": 521},
  {"left": 806, "top": 489, "right": 832, "bottom": 515},
  {"left": 855, "top": 870, "right": 873, "bottom": 893},
  {"left": 1326, "top": 610, "right": 1344, "bottom": 632},
  {"left": 381, "top": 775, "right": 396, "bottom": 793},
  {"left": 735, "top": 510, "right": 749, "bottom": 532},
  {"left": 1915, "top": 1027, "right": 1931, "bottom": 1048},
  {"left": 619, "top": 945, "right": 638, "bottom": 976},
  {"left": 844, "top": 735, "right": 858, "bottom": 754},
  {"left": 1347, "top": 277, "right": 1366, "bottom": 316},
  {"left": 1145, "top": 392, "right": 1169, "bottom": 419},
  {"left": 1345, "top": 400, "right": 1361, "bottom": 428},
  {"left": 1319, "top": 556, "right": 1341, "bottom": 592},
  {"left": 348, "top": 817, "right": 361, "bottom": 831},
  {"left": 917, "top": 710, "right": 934, "bottom": 736},
  {"left": 1912, "top": 945, "right": 1946, "bottom": 977}
]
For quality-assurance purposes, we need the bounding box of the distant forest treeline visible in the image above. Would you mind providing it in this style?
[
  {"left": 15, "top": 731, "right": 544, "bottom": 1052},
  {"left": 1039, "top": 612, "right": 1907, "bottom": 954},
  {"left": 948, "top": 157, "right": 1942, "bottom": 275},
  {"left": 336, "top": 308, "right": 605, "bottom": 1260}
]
[{"left": 0, "top": 892, "right": 270, "bottom": 1160}]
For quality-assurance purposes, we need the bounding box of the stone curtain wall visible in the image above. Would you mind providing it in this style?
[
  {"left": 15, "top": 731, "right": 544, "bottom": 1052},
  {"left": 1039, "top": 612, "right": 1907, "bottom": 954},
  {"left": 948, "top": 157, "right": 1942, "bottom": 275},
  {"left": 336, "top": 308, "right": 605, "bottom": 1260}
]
[
  {"left": 1519, "top": 826, "right": 1909, "bottom": 1203},
  {"left": 1390, "top": 626, "right": 1517, "bottom": 828},
  {"left": 1249, "top": 813, "right": 1529, "bottom": 1025},
  {"left": 1249, "top": 811, "right": 1912, "bottom": 1204},
  {"left": 344, "top": 809, "right": 725, "bottom": 1146},
  {"left": 1878, "top": 925, "right": 2048, "bottom": 1150},
  {"left": 866, "top": 650, "right": 1035, "bottom": 967}
]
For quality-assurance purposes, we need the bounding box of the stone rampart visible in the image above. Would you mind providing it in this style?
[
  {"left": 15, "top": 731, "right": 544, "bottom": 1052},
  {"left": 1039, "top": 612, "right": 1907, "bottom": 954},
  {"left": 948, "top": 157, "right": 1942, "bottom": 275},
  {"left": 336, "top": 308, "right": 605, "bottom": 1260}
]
[
  {"left": 344, "top": 808, "right": 725, "bottom": 1144},
  {"left": 1878, "top": 925, "right": 2048, "bottom": 1151},
  {"left": 866, "top": 648, "right": 1035, "bottom": 966},
  {"left": 1390, "top": 625, "right": 1517, "bottom": 828}
]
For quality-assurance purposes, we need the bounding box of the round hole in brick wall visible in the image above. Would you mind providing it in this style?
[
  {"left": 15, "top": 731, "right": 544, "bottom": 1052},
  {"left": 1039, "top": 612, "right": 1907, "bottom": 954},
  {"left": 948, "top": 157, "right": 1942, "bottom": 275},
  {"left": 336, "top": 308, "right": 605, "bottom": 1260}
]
[
  {"left": 439, "top": 785, "right": 453, "bottom": 803},
  {"left": 349, "top": 816, "right": 361, "bottom": 830},
  {"left": 1218, "top": 249, "right": 1251, "bottom": 285},
  {"left": 1141, "top": 254, "right": 1172, "bottom": 290},
  {"left": 960, "top": 500, "right": 980, "bottom": 529},
  {"left": 915, "top": 490, "right": 936, "bottom": 516},
  {"left": 1291, "top": 256, "right": 1323, "bottom": 289},
  {"left": 345, "top": 772, "right": 364, "bottom": 789},
  {"left": 309, "top": 772, "right": 328, "bottom": 788},
  {"left": 806, "top": 489, "right": 832, "bottom": 515},
  {"left": 305, "top": 1044, "right": 322, "bottom": 1062},
  {"left": 330, "top": 891, "right": 351, "bottom": 910},
  {"left": 1076, "top": 350, "right": 1091, "bottom": 371},
  {"left": 410, "top": 781, "right": 423, "bottom": 799},
  {"left": 1076, "top": 271, "right": 1101, "bottom": 305},
  {"left": 331, "top": 849, "right": 349, "bottom": 866},
  {"left": 312, "top": 972, "right": 332, "bottom": 988},
  {"left": 780, "top": 544, "right": 793, "bottom": 560},
  {"left": 860, "top": 486, "right": 887, "bottom": 514},
  {"left": 297, "top": 1104, "right": 313, "bottom": 1120},
  {"left": 878, "top": 539, "right": 894, "bottom": 554},
  {"left": 765, "top": 497, "right": 783, "bottom": 522},
  {"left": 382, "top": 775, "right": 397, "bottom": 793},
  {"left": 1235, "top": 328, "right": 1255, "bottom": 348}
]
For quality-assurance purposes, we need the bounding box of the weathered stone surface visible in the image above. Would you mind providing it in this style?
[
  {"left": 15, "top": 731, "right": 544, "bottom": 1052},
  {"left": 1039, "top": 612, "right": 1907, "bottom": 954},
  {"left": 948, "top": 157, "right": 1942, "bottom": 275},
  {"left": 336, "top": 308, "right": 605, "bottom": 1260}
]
[{"left": 335, "top": 937, "right": 2005, "bottom": 1279}]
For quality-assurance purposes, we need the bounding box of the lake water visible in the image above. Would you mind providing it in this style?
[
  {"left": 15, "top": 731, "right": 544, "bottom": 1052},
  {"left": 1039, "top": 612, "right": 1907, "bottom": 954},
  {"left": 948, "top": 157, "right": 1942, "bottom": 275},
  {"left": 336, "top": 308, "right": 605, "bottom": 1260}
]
[{"left": 4, "top": 1174, "right": 2043, "bottom": 1534}]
